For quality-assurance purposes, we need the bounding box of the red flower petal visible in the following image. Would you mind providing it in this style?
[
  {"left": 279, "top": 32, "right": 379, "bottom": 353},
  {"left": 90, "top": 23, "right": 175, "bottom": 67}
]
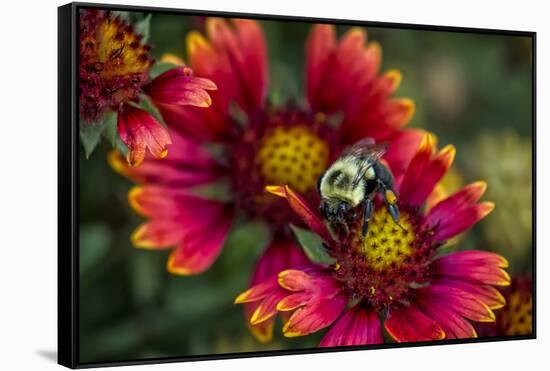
[
  {"left": 283, "top": 291, "right": 347, "bottom": 337},
  {"left": 320, "top": 305, "right": 383, "bottom": 347},
  {"left": 277, "top": 292, "right": 311, "bottom": 312},
  {"left": 156, "top": 102, "right": 230, "bottom": 142},
  {"left": 248, "top": 290, "right": 288, "bottom": 325},
  {"left": 186, "top": 29, "right": 218, "bottom": 76},
  {"left": 108, "top": 130, "right": 219, "bottom": 187},
  {"left": 384, "top": 128, "right": 426, "bottom": 178},
  {"left": 117, "top": 104, "right": 172, "bottom": 167},
  {"left": 434, "top": 278, "right": 506, "bottom": 310},
  {"left": 131, "top": 220, "right": 185, "bottom": 249},
  {"left": 251, "top": 237, "right": 310, "bottom": 285},
  {"left": 417, "top": 295, "right": 478, "bottom": 339},
  {"left": 265, "top": 185, "right": 333, "bottom": 243},
  {"left": 384, "top": 303, "right": 445, "bottom": 342},
  {"left": 433, "top": 181, "right": 488, "bottom": 212},
  {"left": 436, "top": 202, "right": 495, "bottom": 241},
  {"left": 398, "top": 133, "right": 455, "bottom": 207},
  {"left": 235, "top": 279, "right": 281, "bottom": 304},
  {"left": 190, "top": 18, "right": 268, "bottom": 113},
  {"left": 275, "top": 269, "right": 347, "bottom": 337},
  {"left": 308, "top": 27, "right": 374, "bottom": 113},
  {"left": 147, "top": 66, "right": 217, "bottom": 107},
  {"left": 277, "top": 269, "right": 312, "bottom": 292},
  {"left": 243, "top": 237, "right": 309, "bottom": 342},
  {"left": 152, "top": 66, "right": 217, "bottom": 91},
  {"left": 236, "top": 273, "right": 291, "bottom": 342},
  {"left": 426, "top": 182, "right": 494, "bottom": 240},
  {"left": 232, "top": 19, "right": 269, "bottom": 108},
  {"left": 321, "top": 27, "right": 368, "bottom": 109},
  {"left": 127, "top": 185, "right": 233, "bottom": 275},
  {"left": 342, "top": 70, "right": 414, "bottom": 144},
  {"left": 437, "top": 250, "right": 509, "bottom": 268},
  {"left": 127, "top": 186, "right": 179, "bottom": 218},
  {"left": 434, "top": 251, "right": 510, "bottom": 286},
  {"left": 358, "top": 97, "right": 415, "bottom": 140},
  {"left": 305, "top": 24, "right": 413, "bottom": 144},
  {"left": 166, "top": 18, "right": 267, "bottom": 141},
  {"left": 167, "top": 209, "right": 232, "bottom": 275},
  {"left": 420, "top": 284, "right": 496, "bottom": 323},
  {"left": 242, "top": 315, "right": 274, "bottom": 344},
  {"left": 306, "top": 24, "right": 336, "bottom": 107}
]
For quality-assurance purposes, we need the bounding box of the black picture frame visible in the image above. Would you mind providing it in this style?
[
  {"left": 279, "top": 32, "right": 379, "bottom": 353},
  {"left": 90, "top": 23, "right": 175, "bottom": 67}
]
[{"left": 58, "top": 2, "right": 537, "bottom": 368}]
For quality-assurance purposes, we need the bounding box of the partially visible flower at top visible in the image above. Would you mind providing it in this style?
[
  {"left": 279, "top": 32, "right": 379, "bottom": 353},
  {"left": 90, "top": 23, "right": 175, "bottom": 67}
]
[
  {"left": 465, "top": 130, "right": 532, "bottom": 262},
  {"left": 79, "top": 9, "right": 216, "bottom": 166},
  {"left": 477, "top": 274, "right": 533, "bottom": 337},
  {"left": 109, "top": 18, "right": 421, "bottom": 342},
  {"left": 235, "top": 133, "right": 509, "bottom": 346}
]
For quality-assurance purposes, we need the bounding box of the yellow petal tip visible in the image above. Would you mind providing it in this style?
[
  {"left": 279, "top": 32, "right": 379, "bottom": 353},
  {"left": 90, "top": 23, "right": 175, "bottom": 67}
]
[
  {"left": 128, "top": 187, "right": 146, "bottom": 215},
  {"left": 157, "top": 149, "right": 169, "bottom": 159},
  {"left": 265, "top": 185, "right": 285, "bottom": 197},
  {"left": 160, "top": 53, "right": 185, "bottom": 65},
  {"left": 386, "top": 69, "right": 403, "bottom": 90},
  {"left": 480, "top": 202, "right": 496, "bottom": 217},
  {"left": 186, "top": 31, "right": 210, "bottom": 56},
  {"left": 249, "top": 322, "right": 274, "bottom": 344},
  {"left": 440, "top": 144, "right": 456, "bottom": 163},
  {"left": 130, "top": 225, "right": 153, "bottom": 248},
  {"left": 166, "top": 256, "right": 193, "bottom": 276},
  {"left": 234, "top": 290, "right": 252, "bottom": 304}
]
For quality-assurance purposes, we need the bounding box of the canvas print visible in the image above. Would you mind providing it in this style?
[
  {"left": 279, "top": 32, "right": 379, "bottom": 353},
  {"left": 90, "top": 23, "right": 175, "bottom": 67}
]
[{"left": 74, "top": 4, "right": 534, "bottom": 366}]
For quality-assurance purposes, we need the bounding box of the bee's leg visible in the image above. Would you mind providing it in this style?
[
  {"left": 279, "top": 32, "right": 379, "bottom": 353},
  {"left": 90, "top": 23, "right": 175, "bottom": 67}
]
[
  {"left": 378, "top": 180, "right": 406, "bottom": 231},
  {"left": 326, "top": 222, "right": 338, "bottom": 241},
  {"left": 341, "top": 221, "right": 350, "bottom": 237},
  {"left": 362, "top": 196, "right": 374, "bottom": 238}
]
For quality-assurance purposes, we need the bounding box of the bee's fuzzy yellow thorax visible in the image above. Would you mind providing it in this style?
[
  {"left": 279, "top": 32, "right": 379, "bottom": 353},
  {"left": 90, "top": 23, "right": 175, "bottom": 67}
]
[{"left": 319, "top": 160, "right": 365, "bottom": 207}]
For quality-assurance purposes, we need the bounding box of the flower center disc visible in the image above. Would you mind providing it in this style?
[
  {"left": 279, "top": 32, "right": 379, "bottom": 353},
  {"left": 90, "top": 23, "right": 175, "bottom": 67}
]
[
  {"left": 95, "top": 18, "right": 152, "bottom": 79},
  {"left": 80, "top": 11, "right": 154, "bottom": 121},
  {"left": 255, "top": 126, "right": 329, "bottom": 194},
  {"left": 503, "top": 291, "right": 532, "bottom": 335},
  {"left": 355, "top": 208, "right": 415, "bottom": 271},
  {"left": 333, "top": 206, "right": 437, "bottom": 310}
]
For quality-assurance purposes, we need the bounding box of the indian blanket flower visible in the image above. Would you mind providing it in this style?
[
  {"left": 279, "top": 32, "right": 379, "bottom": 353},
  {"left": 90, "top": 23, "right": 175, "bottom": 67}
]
[
  {"left": 478, "top": 274, "right": 533, "bottom": 337},
  {"left": 235, "top": 133, "right": 510, "bottom": 345},
  {"left": 79, "top": 9, "right": 216, "bottom": 166},
  {"left": 110, "top": 18, "right": 421, "bottom": 341}
]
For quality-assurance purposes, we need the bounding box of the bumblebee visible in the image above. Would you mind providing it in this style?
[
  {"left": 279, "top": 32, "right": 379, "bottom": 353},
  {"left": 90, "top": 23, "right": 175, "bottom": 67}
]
[{"left": 317, "top": 138, "right": 403, "bottom": 239}]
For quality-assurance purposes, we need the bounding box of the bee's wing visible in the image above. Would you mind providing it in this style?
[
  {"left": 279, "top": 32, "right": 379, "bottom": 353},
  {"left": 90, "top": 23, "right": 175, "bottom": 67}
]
[
  {"left": 345, "top": 138, "right": 388, "bottom": 158},
  {"left": 346, "top": 138, "right": 388, "bottom": 188}
]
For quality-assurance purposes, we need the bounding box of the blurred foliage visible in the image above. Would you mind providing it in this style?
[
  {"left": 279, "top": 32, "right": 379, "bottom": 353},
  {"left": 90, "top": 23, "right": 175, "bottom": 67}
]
[
  {"left": 464, "top": 131, "right": 533, "bottom": 270},
  {"left": 79, "top": 11, "right": 533, "bottom": 363}
]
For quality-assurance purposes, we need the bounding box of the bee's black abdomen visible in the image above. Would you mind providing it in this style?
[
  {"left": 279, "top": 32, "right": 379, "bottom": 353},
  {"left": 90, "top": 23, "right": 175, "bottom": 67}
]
[{"left": 373, "top": 161, "right": 394, "bottom": 187}]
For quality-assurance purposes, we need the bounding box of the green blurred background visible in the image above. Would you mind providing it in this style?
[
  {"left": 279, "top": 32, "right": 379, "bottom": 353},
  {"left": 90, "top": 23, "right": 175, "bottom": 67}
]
[{"left": 79, "top": 10, "right": 533, "bottom": 363}]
